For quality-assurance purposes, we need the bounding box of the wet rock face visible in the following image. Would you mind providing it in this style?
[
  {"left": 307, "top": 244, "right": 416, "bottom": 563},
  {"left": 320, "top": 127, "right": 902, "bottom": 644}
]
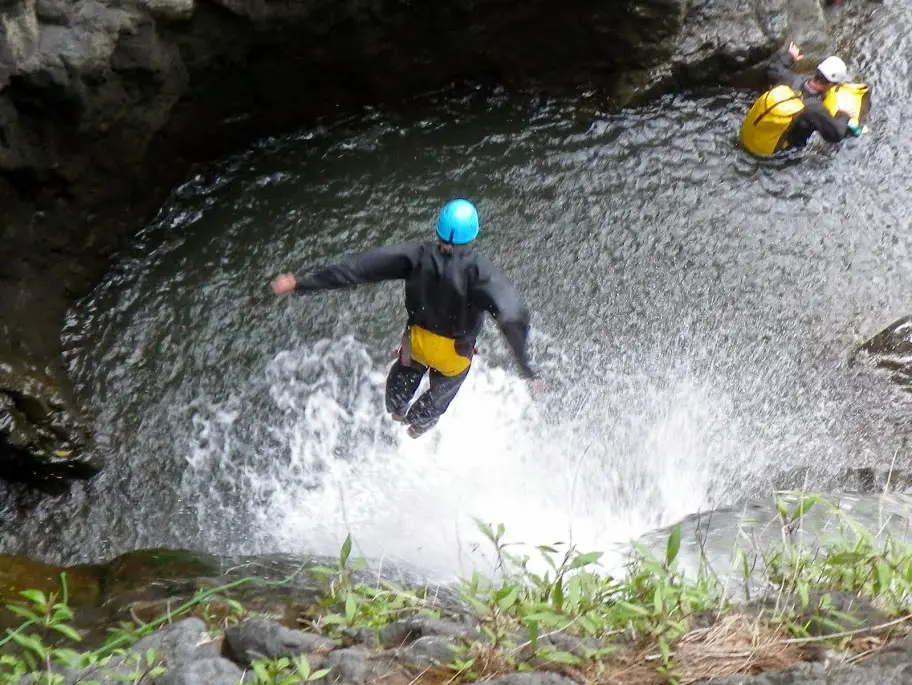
[
  {"left": 0, "top": 351, "right": 98, "bottom": 493},
  {"left": 0, "top": 0, "right": 829, "bottom": 484},
  {"left": 857, "top": 315, "right": 912, "bottom": 380},
  {"left": 0, "top": 0, "right": 831, "bottom": 231},
  {"left": 638, "top": 0, "right": 830, "bottom": 97}
]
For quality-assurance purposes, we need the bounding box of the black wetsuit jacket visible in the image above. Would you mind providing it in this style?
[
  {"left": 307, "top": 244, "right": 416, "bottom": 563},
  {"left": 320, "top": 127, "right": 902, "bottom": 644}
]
[
  {"left": 293, "top": 241, "right": 538, "bottom": 379},
  {"left": 765, "top": 49, "right": 851, "bottom": 148}
]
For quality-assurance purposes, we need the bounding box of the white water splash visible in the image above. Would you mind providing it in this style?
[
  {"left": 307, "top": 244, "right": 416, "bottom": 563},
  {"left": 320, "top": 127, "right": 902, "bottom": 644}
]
[{"left": 165, "top": 334, "right": 759, "bottom": 582}]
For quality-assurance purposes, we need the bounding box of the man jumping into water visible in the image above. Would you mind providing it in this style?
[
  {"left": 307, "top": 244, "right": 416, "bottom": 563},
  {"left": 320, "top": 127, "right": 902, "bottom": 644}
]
[{"left": 270, "top": 198, "right": 542, "bottom": 438}]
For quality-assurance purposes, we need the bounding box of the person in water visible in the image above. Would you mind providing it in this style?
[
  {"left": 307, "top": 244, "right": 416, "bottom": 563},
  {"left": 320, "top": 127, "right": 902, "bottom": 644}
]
[
  {"left": 740, "top": 42, "right": 866, "bottom": 157},
  {"left": 270, "top": 198, "right": 542, "bottom": 438},
  {"left": 767, "top": 43, "right": 863, "bottom": 144}
]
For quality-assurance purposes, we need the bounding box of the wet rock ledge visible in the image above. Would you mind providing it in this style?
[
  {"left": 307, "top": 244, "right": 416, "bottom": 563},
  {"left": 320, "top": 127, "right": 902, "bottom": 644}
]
[{"left": 1, "top": 0, "right": 831, "bottom": 479}]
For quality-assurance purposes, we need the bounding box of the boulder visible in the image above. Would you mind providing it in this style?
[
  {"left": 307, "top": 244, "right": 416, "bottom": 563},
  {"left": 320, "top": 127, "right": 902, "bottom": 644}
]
[{"left": 224, "top": 618, "right": 338, "bottom": 665}]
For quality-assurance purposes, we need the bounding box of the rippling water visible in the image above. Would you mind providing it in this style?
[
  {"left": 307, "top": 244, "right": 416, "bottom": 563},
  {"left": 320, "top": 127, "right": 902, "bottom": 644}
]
[{"left": 1, "top": 1, "right": 910, "bottom": 580}]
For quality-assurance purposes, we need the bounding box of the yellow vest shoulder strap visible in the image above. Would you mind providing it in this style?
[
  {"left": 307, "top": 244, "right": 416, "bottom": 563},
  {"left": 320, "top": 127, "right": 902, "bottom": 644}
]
[{"left": 753, "top": 85, "right": 805, "bottom": 126}]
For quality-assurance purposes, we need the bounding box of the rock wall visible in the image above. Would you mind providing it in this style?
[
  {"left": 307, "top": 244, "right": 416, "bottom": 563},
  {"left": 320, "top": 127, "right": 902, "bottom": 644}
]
[{"left": 0, "top": 0, "right": 830, "bottom": 481}]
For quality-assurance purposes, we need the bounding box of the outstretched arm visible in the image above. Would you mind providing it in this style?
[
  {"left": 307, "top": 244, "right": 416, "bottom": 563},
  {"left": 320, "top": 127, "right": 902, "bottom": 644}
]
[
  {"left": 473, "top": 263, "right": 538, "bottom": 380},
  {"left": 767, "top": 43, "right": 802, "bottom": 87},
  {"left": 271, "top": 243, "right": 421, "bottom": 295},
  {"left": 802, "top": 100, "right": 850, "bottom": 142}
]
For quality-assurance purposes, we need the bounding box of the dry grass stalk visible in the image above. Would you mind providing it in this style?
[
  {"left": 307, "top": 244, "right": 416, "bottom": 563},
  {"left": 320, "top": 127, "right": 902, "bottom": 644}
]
[{"left": 674, "top": 614, "right": 801, "bottom": 684}]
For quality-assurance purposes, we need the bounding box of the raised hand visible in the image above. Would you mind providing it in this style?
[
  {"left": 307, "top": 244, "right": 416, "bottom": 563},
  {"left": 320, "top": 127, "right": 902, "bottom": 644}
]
[{"left": 271, "top": 273, "right": 297, "bottom": 294}]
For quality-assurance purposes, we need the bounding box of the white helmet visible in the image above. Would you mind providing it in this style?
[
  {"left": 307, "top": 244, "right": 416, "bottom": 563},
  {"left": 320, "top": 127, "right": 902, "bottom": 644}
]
[{"left": 816, "top": 56, "right": 849, "bottom": 84}]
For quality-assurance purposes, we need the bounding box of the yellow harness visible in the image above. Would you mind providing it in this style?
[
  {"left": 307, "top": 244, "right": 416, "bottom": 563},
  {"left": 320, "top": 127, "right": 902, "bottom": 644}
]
[
  {"left": 739, "top": 85, "right": 806, "bottom": 157},
  {"left": 405, "top": 325, "right": 471, "bottom": 377}
]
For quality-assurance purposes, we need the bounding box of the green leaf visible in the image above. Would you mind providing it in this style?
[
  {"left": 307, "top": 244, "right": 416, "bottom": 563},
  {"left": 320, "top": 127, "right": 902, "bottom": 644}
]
[
  {"left": 790, "top": 496, "right": 820, "bottom": 523},
  {"left": 50, "top": 624, "right": 83, "bottom": 642},
  {"left": 665, "top": 524, "right": 681, "bottom": 567},
  {"left": 294, "top": 655, "right": 311, "bottom": 680},
  {"left": 308, "top": 565, "right": 337, "bottom": 577},
  {"left": 552, "top": 580, "right": 564, "bottom": 611},
  {"left": 461, "top": 595, "right": 491, "bottom": 616},
  {"left": 541, "top": 650, "right": 581, "bottom": 665},
  {"left": 344, "top": 594, "right": 357, "bottom": 622},
  {"left": 617, "top": 601, "right": 651, "bottom": 617},
  {"left": 19, "top": 590, "right": 47, "bottom": 608},
  {"left": 569, "top": 551, "right": 603, "bottom": 570},
  {"left": 877, "top": 561, "right": 893, "bottom": 593},
  {"left": 6, "top": 604, "right": 42, "bottom": 623},
  {"left": 776, "top": 500, "right": 789, "bottom": 521},
  {"left": 252, "top": 661, "right": 270, "bottom": 682},
  {"left": 498, "top": 586, "right": 519, "bottom": 612},
  {"left": 475, "top": 519, "right": 496, "bottom": 543},
  {"left": 340, "top": 534, "right": 353, "bottom": 568},
  {"left": 797, "top": 582, "right": 809, "bottom": 609},
  {"left": 309, "top": 669, "right": 332, "bottom": 681},
  {"left": 10, "top": 632, "right": 45, "bottom": 655},
  {"left": 52, "top": 604, "right": 74, "bottom": 622},
  {"left": 321, "top": 614, "right": 346, "bottom": 625},
  {"left": 523, "top": 612, "right": 566, "bottom": 628},
  {"left": 528, "top": 621, "right": 539, "bottom": 652}
]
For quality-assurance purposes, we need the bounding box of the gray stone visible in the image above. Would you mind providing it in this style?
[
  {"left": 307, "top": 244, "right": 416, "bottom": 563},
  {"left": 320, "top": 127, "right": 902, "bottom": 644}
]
[
  {"left": 514, "top": 631, "right": 601, "bottom": 662},
  {"left": 157, "top": 656, "right": 247, "bottom": 685},
  {"left": 378, "top": 617, "right": 483, "bottom": 648},
  {"left": 482, "top": 674, "right": 579, "bottom": 685},
  {"left": 133, "top": 617, "right": 221, "bottom": 670},
  {"left": 224, "top": 617, "right": 339, "bottom": 665},
  {"left": 320, "top": 647, "right": 407, "bottom": 685},
  {"left": 52, "top": 619, "right": 218, "bottom": 685},
  {"left": 397, "top": 636, "right": 461, "bottom": 668}
]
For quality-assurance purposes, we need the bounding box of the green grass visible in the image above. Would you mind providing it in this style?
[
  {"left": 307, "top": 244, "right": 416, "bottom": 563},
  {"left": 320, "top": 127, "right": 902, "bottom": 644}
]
[{"left": 3, "top": 492, "right": 912, "bottom": 685}]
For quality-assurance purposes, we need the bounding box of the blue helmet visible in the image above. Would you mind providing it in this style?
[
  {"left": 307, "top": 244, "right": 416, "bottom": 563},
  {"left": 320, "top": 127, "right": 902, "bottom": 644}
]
[{"left": 436, "top": 199, "right": 479, "bottom": 245}]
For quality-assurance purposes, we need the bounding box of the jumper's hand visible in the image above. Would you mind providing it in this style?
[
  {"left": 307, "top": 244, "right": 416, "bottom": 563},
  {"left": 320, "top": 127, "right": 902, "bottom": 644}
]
[
  {"left": 788, "top": 42, "right": 803, "bottom": 62},
  {"left": 271, "top": 273, "right": 297, "bottom": 294}
]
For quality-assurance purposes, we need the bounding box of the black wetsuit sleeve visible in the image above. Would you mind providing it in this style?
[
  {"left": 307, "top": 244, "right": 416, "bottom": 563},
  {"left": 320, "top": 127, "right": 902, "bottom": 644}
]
[
  {"left": 293, "top": 243, "right": 420, "bottom": 293},
  {"left": 473, "top": 262, "right": 538, "bottom": 379},
  {"left": 766, "top": 50, "right": 799, "bottom": 88},
  {"left": 801, "top": 100, "right": 850, "bottom": 142}
]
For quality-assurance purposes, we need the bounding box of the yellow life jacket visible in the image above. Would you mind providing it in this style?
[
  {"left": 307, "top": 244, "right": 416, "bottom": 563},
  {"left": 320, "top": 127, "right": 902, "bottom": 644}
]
[
  {"left": 823, "top": 83, "right": 869, "bottom": 128},
  {"left": 739, "top": 85, "right": 806, "bottom": 157},
  {"left": 407, "top": 325, "right": 471, "bottom": 377}
]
